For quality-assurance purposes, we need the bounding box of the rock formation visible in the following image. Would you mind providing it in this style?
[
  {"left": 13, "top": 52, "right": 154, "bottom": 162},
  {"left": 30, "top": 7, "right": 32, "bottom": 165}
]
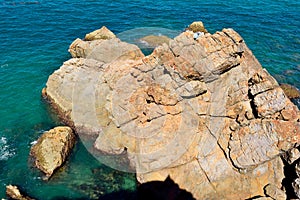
[
  {"left": 30, "top": 126, "right": 75, "bottom": 179},
  {"left": 84, "top": 26, "right": 116, "bottom": 41},
  {"left": 42, "top": 23, "right": 300, "bottom": 199},
  {"left": 6, "top": 185, "right": 34, "bottom": 200},
  {"left": 187, "top": 21, "right": 208, "bottom": 33},
  {"left": 280, "top": 83, "right": 300, "bottom": 99}
]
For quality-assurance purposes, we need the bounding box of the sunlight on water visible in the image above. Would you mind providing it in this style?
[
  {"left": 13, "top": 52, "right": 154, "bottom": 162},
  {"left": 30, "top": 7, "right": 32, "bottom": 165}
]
[{"left": 0, "top": 137, "right": 15, "bottom": 161}]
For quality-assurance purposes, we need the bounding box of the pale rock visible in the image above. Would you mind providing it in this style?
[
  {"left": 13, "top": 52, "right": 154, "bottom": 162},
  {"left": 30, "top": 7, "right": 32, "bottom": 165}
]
[
  {"left": 30, "top": 126, "right": 75, "bottom": 179},
  {"left": 293, "top": 178, "right": 300, "bottom": 198},
  {"left": 283, "top": 147, "right": 300, "bottom": 165},
  {"left": 264, "top": 184, "right": 286, "bottom": 200},
  {"left": 6, "top": 185, "right": 33, "bottom": 200},
  {"left": 84, "top": 26, "right": 116, "bottom": 41},
  {"left": 43, "top": 25, "right": 300, "bottom": 199},
  {"left": 251, "top": 197, "right": 273, "bottom": 200},
  {"left": 68, "top": 38, "right": 144, "bottom": 62},
  {"left": 296, "top": 162, "right": 300, "bottom": 177}
]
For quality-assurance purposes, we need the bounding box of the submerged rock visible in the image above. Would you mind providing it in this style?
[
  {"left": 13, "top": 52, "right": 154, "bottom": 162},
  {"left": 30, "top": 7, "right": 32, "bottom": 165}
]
[
  {"left": 30, "top": 126, "right": 75, "bottom": 179},
  {"left": 43, "top": 24, "right": 300, "bottom": 199},
  {"left": 280, "top": 83, "right": 300, "bottom": 99},
  {"left": 139, "top": 35, "right": 171, "bottom": 48}
]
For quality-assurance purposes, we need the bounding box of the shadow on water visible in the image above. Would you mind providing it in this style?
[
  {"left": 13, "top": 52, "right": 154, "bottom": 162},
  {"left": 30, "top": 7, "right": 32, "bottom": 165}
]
[{"left": 50, "top": 176, "right": 195, "bottom": 200}]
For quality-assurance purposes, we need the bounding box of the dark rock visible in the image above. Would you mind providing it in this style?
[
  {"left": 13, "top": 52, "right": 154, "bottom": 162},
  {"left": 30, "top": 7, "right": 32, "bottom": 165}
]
[{"left": 280, "top": 83, "right": 300, "bottom": 99}]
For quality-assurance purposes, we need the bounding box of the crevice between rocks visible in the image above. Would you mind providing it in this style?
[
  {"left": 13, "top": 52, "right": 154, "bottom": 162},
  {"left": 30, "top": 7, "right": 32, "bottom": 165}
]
[
  {"left": 281, "top": 155, "right": 299, "bottom": 199},
  {"left": 248, "top": 89, "right": 259, "bottom": 119}
]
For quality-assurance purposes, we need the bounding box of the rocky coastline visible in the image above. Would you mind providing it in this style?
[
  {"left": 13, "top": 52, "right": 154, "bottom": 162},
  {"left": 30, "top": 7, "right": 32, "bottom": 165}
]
[{"left": 6, "top": 22, "right": 300, "bottom": 199}]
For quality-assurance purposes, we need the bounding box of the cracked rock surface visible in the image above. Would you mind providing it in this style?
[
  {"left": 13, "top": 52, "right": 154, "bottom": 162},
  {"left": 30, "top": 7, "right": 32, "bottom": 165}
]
[{"left": 43, "top": 25, "right": 300, "bottom": 199}]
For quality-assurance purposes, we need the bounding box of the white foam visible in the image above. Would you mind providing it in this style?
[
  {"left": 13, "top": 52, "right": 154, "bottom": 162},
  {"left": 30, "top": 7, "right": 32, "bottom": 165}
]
[{"left": 0, "top": 137, "right": 15, "bottom": 161}]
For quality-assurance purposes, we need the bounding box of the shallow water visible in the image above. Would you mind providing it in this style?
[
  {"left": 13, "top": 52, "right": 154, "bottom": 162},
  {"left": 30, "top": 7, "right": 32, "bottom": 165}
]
[{"left": 0, "top": 0, "right": 299, "bottom": 199}]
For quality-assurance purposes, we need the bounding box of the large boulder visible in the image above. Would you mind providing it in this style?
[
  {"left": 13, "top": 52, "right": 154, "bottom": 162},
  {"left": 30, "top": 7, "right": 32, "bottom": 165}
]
[
  {"left": 84, "top": 26, "right": 116, "bottom": 41},
  {"left": 187, "top": 21, "right": 208, "bottom": 33},
  {"left": 30, "top": 126, "right": 75, "bottom": 179},
  {"left": 68, "top": 37, "right": 144, "bottom": 62},
  {"left": 43, "top": 26, "right": 300, "bottom": 199}
]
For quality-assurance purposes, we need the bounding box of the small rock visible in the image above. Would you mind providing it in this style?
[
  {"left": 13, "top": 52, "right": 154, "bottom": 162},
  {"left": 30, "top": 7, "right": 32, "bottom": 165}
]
[
  {"left": 30, "top": 126, "right": 76, "bottom": 179},
  {"left": 280, "top": 83, "right": 300, "bottom": 99},
  {"left": 6, "top": 185, "right": 34, "bottom": 200},
  {"left": 282, "top": 147, "right": 300, "bottom": 164},
  {"left": 264, "top": 184, "right": 286, "bottom": 200},
  {"left": 68, "top": 38, "right": 90, "bottom": 58},
  {"left": 84, "top": 26, "right": 116, "bottom": 41},
  {"left": 293, "top": 178, "right": 300, "bottom": 198},
  {"left": 187, "top": 21, "right": 208, "bottom": 33}
]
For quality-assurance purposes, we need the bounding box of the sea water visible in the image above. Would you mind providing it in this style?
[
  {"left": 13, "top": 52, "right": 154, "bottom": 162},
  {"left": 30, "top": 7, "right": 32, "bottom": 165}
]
[{"left": 0, "top": 0, "right": 299, "bottom": 199}]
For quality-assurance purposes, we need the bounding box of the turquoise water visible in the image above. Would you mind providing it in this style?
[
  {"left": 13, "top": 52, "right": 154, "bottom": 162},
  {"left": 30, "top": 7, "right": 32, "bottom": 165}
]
[{"left": 0, "top": 0, "right": 299, "bottom": 199}]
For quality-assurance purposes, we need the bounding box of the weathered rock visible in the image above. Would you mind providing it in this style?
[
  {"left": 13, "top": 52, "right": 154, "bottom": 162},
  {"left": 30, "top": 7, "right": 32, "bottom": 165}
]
[
  {"left": 296, "top": 162, "right": 300, "bottom": 178},
  {"left": 292, "top": 178, "right": 300, "bottom": 198},
  {"left": 30, "top": 126, "right": 75, "bottom": 179},
  {"left": 187, "top": 21, "right": 208, "bottom": 33},
  {"left": 264, "top": 184, "right": 286, "bottom": 200},
  {"left": 280, "top": 83, "right": 300, "bottom": 99},
  {"left": 43, "top": 26, "right": 300, "bottom": 199},
  {"left": 84, "top": 26, "right": 116, "bottom": 41},
  {"left": 282, "top": 147, "right": 300, "bottom": 165},
  {"left": 139, "top": 35, "right": 171, "bottom": 48},
  {"left": 68, "top": 37, "right": 144, "bottom": 62},
  {"left": 6, "top": 185, "right": 34, "bottom": 200}
]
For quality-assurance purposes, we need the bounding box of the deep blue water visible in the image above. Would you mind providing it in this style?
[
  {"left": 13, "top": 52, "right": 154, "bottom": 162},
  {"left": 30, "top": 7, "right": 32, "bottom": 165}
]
[{"left": 0, "top": 0, "right": 299, "bottom": 199}]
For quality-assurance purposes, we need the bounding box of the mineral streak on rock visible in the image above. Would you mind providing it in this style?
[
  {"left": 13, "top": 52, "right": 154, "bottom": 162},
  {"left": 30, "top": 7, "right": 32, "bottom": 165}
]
[
  {"left": 30, "top": 126, "right": 76, "bottom": 179},
  {"left": 43, "top": 23, "right": 300, "bottom": 199}
]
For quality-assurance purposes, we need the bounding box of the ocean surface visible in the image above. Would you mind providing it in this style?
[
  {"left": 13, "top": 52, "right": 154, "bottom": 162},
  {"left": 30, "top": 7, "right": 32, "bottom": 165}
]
[{"left": 0, "top": 0, "right": 299, "bottom": 199}]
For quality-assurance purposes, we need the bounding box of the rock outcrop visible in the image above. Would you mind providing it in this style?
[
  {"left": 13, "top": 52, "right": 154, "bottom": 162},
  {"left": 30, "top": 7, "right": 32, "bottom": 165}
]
[
  {"left": 43, "top": 24, "right": 300, "bottom": 199},
  {"left": 30, "top": 126, "right": 75, "bottom": 179},
  {"left": 6, "top": 185, "right": 34, "bottom": 200}
]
